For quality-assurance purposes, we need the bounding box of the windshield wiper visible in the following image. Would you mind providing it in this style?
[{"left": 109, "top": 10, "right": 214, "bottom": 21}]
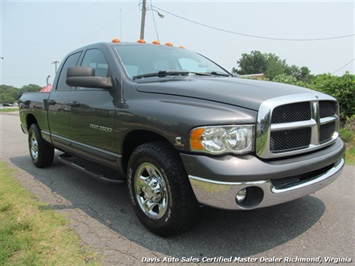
[
  {"left": 209, "top": 71, "right": 231, "bottom": 77},
  {"left": 133, "top": 71, "right": 190, "bottom": 80},
  {"left": 132, "top": 70, "right": 230, "bottom": 80},
  {"left": 132, "top": 70, "right": 220, "bottom": 80}
]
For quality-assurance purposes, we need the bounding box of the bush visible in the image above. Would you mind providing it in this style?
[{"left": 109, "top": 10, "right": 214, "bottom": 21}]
[
  {"left": 339, "top": 115, "right": 355, "bottom": 143},
  {"left": 340, "top": 128, "right": 353, "bottom": 143},
  {"left": 273, "top": 74, "right": 307, "bottom": 87},
  {"left": 266, "top": 72, "right": 355, "bottom": 125},
  {"left": 309, "top": 73, "right": 355, "bottom": 123}
]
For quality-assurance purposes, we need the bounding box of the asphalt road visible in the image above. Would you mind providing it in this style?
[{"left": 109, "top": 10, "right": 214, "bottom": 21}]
[{"left": 1, "top": 112, "right": 354, "bottom": 265}]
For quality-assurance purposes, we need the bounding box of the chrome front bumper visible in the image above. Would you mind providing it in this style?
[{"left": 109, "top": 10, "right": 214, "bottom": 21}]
[
  {"left": 188, "top": 157, "right": 344, "bottom": 210},
  {"left": 181, "top": 138, "right": 345, "bottom": 210}
]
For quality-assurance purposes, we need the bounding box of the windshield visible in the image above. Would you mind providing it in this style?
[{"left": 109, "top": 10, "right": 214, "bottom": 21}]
[{"left": 114, "top": 44, "right": 231, "bottom": 79}]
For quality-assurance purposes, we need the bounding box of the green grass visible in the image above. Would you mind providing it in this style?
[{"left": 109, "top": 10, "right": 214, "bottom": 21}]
[
  {"left": 0, "top": 107, "right": 19, "bottom": 112},
  {"left": 0, "top": 162, "right": 98, "bottom": 265},
  {"left": 340, "top": 117, "right": 355, "bottom": 165},
  {"left": 345, "top": 146, "right": 355, "bottom": 165},
  {"left": 341, "top": 126, "right": 355, "bottom": 165}
]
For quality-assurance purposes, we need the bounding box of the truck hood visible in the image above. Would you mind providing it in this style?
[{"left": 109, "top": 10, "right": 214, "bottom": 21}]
[{"left": 136, "top": 77, "right": 314, "bottom": 111}]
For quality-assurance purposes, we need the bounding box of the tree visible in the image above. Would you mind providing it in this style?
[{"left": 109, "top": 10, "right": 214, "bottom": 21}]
[
  {"left": 232, "top": 50, "right": 267, "bottom": 75},
  {"left": 0, "top": 84, "right": 42, "bottom": 104},
  {"left": 19, "top": 84, "right": 41, "bottom": 94},
  {"left": 285, "top": 65, "right": 313, "bottom": 83},
  {"left": 18, "top": 84, "right": 42, "bottom": 99},
  {"left": 285, "top": 64, "right": 301, "bottom": 79},
  {"left": 233, "top": 50, "right": 313, "bottom": 81},
  {"left": 299, "top": 66, "right": 313, "bottom": 83},
  {"left": 264, "top": 53, "right": 287, "bottom": 79},
  {"left": 0, "top": 85, "right": 18, "bottom": 104}
]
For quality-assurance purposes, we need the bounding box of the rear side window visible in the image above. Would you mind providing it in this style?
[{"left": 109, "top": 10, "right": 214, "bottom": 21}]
[{"left": 56, "top": 52, "right": 81, "bottom": 91}]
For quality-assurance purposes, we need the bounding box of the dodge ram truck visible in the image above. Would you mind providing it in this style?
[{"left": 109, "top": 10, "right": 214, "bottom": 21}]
[{"left": 19, "top": 40, "right": 345, "bottom": 236}]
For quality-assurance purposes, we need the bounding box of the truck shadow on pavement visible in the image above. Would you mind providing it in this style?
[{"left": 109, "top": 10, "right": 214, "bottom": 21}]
[{"left": 11, "top": 154, "right": 325, "bottom": 259}]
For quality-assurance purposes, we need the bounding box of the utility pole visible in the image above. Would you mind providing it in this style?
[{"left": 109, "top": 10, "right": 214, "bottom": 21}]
[
  {"left": 140, "top": 0, "right": 147, "bottom": 40},
  {"left": 52, "top": 61, "right": 59, "bottom": 73}
]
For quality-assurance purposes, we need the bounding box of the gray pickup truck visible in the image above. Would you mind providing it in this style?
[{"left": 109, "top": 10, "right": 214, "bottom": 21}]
[{"left": 19, "top": 41, "right": 345, "bottom": 236}]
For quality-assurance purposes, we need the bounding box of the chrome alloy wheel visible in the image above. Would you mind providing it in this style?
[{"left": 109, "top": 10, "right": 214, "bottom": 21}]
[
  {"left": 134, "top": 162, "right": 168, "bottom": 219},
  {"left": 30, "top": 134, "right": 39, "bottom": 161}
]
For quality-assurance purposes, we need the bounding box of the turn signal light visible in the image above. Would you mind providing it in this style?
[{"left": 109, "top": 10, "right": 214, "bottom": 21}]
[{"left": 190, "top": 128, "right": 205, "bottom": 151}]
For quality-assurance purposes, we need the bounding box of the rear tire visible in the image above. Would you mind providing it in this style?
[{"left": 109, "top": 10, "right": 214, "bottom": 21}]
[
  {"left": 127, "top": 141, "right": 197, "bottom": 236},
  {"left": 28, "top": 123, "right": 54, "bottom": 168}
]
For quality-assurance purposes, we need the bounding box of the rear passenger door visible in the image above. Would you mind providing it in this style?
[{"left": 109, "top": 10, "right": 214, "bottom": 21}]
[{"left": 68, "top": 48, "right": 117, "bottom": 159}]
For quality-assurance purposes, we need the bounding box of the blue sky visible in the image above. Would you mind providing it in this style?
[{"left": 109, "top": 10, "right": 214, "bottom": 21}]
[{"left": 1, "top": 0, "right": 354, "bottom": 88}]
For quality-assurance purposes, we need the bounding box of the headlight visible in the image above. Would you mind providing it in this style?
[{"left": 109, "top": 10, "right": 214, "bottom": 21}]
[{"left": 190, "top": 125, "right": 254, "bottom": 155}]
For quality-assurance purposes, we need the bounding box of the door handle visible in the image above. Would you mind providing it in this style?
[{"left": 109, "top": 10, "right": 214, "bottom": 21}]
[{"left": 48, "top": 99, "right": 56, "bottom": 105}]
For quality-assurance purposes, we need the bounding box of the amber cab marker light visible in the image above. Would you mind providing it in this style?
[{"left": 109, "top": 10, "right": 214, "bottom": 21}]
[
  {"left": 137, "top": 39, "right": 146, "bottom": 43},
  {"left": 190, "top": 128, "right": 205, "bottom": 151},
  {"left": 179, "top": 46, "right": 185, "bottom": 49},
  {"left": 152, "top": 40, "right": 161, "bottom": 45},
  {"left": 112, "top": 38, "right": 120, "bottom": 43},
  {"left": 165, "top": 42, "right": 173, "bottom": 47}
]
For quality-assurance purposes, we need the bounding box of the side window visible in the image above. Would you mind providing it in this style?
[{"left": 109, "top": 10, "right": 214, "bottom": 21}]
[
  {"left": 81, "top": 49, "right": 109, "bottom": 77},
  {"left": 56, "top": 52, "right": 81, "bottom": 90}
]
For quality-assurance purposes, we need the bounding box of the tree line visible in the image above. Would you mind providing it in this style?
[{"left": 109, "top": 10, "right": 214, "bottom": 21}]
[
  {"left": 0, "top": 84, "right": 42, "bottom": 105},
  {"left": 233, "top": 50, "right": 313, "bottom": 83}
]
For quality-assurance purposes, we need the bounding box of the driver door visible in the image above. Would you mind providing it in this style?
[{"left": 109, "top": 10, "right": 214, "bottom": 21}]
[{"left": 68, "top": 49, "right": 117, "bottom": 160}]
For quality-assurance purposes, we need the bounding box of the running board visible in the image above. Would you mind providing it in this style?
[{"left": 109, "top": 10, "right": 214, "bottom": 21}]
[{"left": 58, "top": 154, "right": 125, "bottom": 184}]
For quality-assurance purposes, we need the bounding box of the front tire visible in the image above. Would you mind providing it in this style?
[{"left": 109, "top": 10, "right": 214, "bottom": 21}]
[
  {"left": 28, "top": 123, "right": 54, "bottom": 168},
  {"left": 127, "top": 141, "right": 197, "bottom": 236}
]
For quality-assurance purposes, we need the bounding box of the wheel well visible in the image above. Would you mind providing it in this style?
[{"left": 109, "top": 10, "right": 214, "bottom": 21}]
[
  {"left": 26, "top": 114, "right": 38, "bottom": 129},
  {"left": 121, "top": 130, "right": 173, "bottom": 174}
]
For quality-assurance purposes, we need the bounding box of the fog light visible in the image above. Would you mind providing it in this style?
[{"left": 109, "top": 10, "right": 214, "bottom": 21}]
[{"left": 236, "top": 188, "right": 247, "bottom": 203}]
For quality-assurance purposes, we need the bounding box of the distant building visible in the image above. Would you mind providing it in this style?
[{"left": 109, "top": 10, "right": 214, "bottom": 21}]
[
  {"left": 40, "top": 84, "right": 52, "bottom": 92},
  {"left": 240, "top": 73, "right": 265, "bottom": 79}
]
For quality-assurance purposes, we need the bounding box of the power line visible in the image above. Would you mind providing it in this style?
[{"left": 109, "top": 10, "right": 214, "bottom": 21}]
[
  {"left": 150, "top": 0, "right": 161, "bottom": 41},
  {"left": 43, "top": 4, "right": 138, "bottom": 63},
  {"left": 332, "top": 58, "right": 355, "bottom": 74},
  {"left": 2, "top": 4, "right": 139, "bottom": 74},
  {"left": 152, "top": 5, "right": 355, "bottom": 42},
  {"left": 5, "top": 1, "right": 100, "bottom": 59}
]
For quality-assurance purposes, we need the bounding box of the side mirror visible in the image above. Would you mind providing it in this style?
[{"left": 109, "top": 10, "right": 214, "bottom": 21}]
[{"left": 66, "top": 67, "right": 112, "bottom": 89}]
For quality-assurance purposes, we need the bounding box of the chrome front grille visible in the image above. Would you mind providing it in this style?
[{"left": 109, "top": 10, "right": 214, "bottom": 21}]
[
  {"left": 271, "top": 102, "right": 311, "bottom": 123},
  {"left": 256, "top": 93, "right": 339, "bottom": 159},
  {"left": 320, "top": 122, "right": 336, "bottom": 144},
  {"left": 270, "top": 127, "right": 311, "bottom": 153}
]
